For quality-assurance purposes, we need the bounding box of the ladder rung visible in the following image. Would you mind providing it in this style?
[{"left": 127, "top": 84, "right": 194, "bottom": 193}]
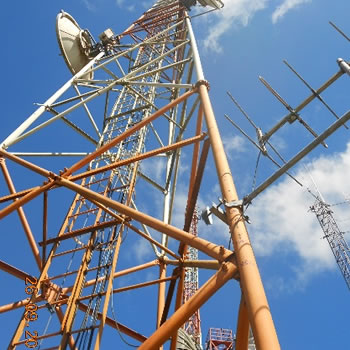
[
  {"left": 39, "top": 219, "right": 124, "bottom": 246},
  {"left": 68, "top": 207, "right": 98, "bottom": 218}
]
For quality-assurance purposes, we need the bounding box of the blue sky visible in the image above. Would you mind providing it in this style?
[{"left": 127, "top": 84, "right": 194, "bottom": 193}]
[{"left": 1, "top": 0, "right": 350, "bottom": 349}]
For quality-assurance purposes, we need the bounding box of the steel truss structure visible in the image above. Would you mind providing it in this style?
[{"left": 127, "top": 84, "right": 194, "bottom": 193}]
[
  {"left": 183, "top": 208, "right": 202, "bottom": 348},
  {"left": 310, "top": 198, "right": 350, "bottom": 290},
  {"left": 1, "top": 1, "right": 280, "bottom": 349},
  {"left": 205, "top": 328, "right": 234, "bottom": 350}
]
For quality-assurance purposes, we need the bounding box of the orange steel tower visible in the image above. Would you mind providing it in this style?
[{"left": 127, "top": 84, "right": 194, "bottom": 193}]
[{"left": 0, "top": 1, "right": 281, "bottom": 349}]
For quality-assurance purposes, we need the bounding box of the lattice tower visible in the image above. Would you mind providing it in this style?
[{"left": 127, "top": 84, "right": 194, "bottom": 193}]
[
  {"left": 183, "top": 207, "right": 202, "bottom": 348},
  {"left": 310, "top": 198, "right": 350, "bottom": 290},
  {"left": 0, "top": 1, "right": 281, "bottom": 349}
]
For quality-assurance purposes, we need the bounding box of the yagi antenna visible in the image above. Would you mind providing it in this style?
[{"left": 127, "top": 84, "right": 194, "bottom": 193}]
[
  {"left": 226, "top": 54, "right": 350, "bottom": 205},
  {"left": 258, "top": 76, "right": 328, "bottom": 148},
  {"left": 225, "top": 93, "right": 302, "bottom": 187},
  {"left": 283, "top": 59, "right": 348, "bottom": 129},
  {"left": 244, "top": 109, "right": 350, "bottom": 205}
]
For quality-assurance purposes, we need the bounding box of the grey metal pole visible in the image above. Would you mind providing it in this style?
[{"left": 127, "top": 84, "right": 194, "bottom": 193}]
[{"left": 245, "top": 110, "right": 350, "bottom": 204}]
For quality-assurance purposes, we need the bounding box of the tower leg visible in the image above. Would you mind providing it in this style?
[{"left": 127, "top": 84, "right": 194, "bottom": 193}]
[{"left": 198, "top": 83, "right": 280, "bottom": 350}]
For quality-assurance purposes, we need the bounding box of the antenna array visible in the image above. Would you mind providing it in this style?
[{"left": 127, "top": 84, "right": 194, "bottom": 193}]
[{"left": 226, "top": 21, "right": 350, "bottom": 205}]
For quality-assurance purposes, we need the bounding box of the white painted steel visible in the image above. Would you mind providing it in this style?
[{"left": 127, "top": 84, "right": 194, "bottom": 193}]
[
  {"left": 11, "top": 152, "right": 90, "bottom": 157},
  {"left": 185, "top": 17, "right": 205, "bottom": 81},
  {"left": 1, "top": 52, "right": 104, "bottom": 149}
]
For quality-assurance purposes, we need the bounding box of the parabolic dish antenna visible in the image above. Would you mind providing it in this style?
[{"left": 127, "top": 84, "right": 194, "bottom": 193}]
[{"left": 56, "top": 11, "right": 94, "bottom": 80}]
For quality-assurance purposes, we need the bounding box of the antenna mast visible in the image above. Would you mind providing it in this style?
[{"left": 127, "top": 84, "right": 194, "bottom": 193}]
[
  {"left": 310, "top": 198, "right": 350, "bottom": 290},
  {"left": 182, "top": 208, "right": 202, "bottom": 348}
]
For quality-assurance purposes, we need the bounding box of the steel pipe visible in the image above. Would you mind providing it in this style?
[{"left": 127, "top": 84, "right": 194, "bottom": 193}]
[
  {"left": 138, "top": 260, "right": 237, "bottom": 349},
  {"left": 57, "top": 177, "right": 233, "bottom": 262}
]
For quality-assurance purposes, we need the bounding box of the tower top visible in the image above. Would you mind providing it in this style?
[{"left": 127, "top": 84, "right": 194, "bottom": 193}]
[{"left": 180, "top": 0, "right": 224, "bottom": 10}]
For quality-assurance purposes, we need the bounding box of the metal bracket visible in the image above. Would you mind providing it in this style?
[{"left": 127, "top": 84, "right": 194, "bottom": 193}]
[
  {"left": 223, "top": 198, "right": 251, "bottom": 224},
  {"left": 224, "top": 199, "right": 243, "bottom": 208},
  {"left": 338, "top": 58, "right": 350, "bottom": 76}
]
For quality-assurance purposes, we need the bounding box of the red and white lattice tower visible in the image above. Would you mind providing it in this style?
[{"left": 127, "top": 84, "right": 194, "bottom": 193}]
[{"left": 183, "top": 207, "right": 202, "bottom": 348}]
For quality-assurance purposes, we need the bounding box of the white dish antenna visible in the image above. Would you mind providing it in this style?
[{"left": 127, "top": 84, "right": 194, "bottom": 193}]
[{"left": 56, "top": 11, "right": 94, "bottom": 79}]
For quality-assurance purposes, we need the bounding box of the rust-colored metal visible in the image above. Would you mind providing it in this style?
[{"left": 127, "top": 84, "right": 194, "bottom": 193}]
[
  {"left": 169, "top": 265, "right": 185, "bottom": 350},
  {"left": 9, "top": 187, "right": 83, "bottom": 347},
  {"left": 0, "top": 159, "right": 42, "bottom": 269},
  {"left": 0, "top": 295, "right": 43, "bottom": 314},
  {"left": 0, "top": 187, "right": 37, "bottom": 204},
  {"left": 62, "top": 260, "right": 158, "bottom": 294},
  {"left": 42, "top": 191, "right": 48, "bottom": 267},
  {"left": 160, "top": 267, "right": 180, "bottom": 326},
  {"left": 183, "top": 137, "right": 210, "bottom": 232},
  {"left": 59, "top": 186, "right": 110, "bottom": 348},
  {"left": 93, "top": 225, "right": 123, "bottom": 350},
  {"left": 169, "top": 111, "right": 207, "bottom": 349},
  {"left": 77, "top": 302, "right": 147, "bottom": 343},
  {"left": 2, "top": 3, "right": 284, "bottom": 348},
  {"left": 55, "top": 306, "right": 77, "bottom": 350},
  {"left": 77, "top": 275, "right": 178, "bottom": 303},
  {"left": 139, "top": 259, "right": 238, "bottom": 349},
  {"left": 0, "top": 260, "right": 33, "bottom": 282},
  {"left": 38, "top": 218, "right": 124, "bottom": 246},
  {"left": 71, "top": 132, "right": 206, "bottom": 182},
  {"left": 0, "top": 180, "right": 55, "bottom": 220},
  {"left": 93, "top": 151, "right": 137, "bottom": 348},
  {"left": 164, "top": 257, "right": 221, "bottom": 270},
  {"left": 41, "top": 262, "right": 112, "bottom": 283},
  {"left": 187, "top": 103, "right": 204, "bottom": 201},
  {"left": 236, "top": 295, "right": 250, "bottom": 350},
  {"left": 87, "top": 198, "right": 181, "bottom": 260},
  {"left": 64, "top": 88, "right": 197, "bottom": 176},
  {"left": 57, "top": 177, "right": 233, "bottom": 262},
  {"left": 0, "top": 149, "right": 51, "bottom": 177},
  {"left": 198, "top": 83, "right": 280, "bottom": 350},
  {"left": 52, "top": 244, "right": 91, "bottom": 258},
  {"left": 12, "top": 330, "right": 62, "bottom": 347},
  {"left": 157, "top": 261, "right": 167, "bottom": 332}
]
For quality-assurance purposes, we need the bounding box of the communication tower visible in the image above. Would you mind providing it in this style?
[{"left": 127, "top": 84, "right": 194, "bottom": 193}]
[
  {"left": 310, "top": 197, "right": 350, "bottom": 290},
  {"left": 182, "top": 208, "right": 202, "bottom": 349},
  {"left": 1, "top": 1, "right": 281, "bottom": 349}
]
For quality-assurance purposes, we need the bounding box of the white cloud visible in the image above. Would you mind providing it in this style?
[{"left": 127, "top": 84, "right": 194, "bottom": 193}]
[
  {"left": 246, "top": 142, "right": 350, "bottom": 284},
  {"left": 142, "top": 0, "right": 154, "bottom": 9},
  {"left": 116, "top": 0, "right": 136, "bottom": 12},
  {"left": 222, "top": 135, "right": 246, "bottom": 160},
  {"left": 272, "top": 0, "right": 311, "bottom": 23},
  {"left": 199, "top": 0, "right": 269, "bottom": 52},
  {"left": 82, "top": 0, "right": 96, "bottom": 12},
  {"left": 132, "top": 236, "right": 156, "bottom": 262},
  {"left": 140, "top": 157, "right": 166, "bottom": 182},
  {"left": 196, "top": 0, "right": 312, "bottom": 51}
]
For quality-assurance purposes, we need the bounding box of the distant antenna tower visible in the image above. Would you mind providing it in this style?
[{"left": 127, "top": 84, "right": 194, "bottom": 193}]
[
  {"left": 310, "top": 197, "right": 350, "bottom": 290},
  {"left": 182, "top": 207, "right": 202, "bottom": 349}
]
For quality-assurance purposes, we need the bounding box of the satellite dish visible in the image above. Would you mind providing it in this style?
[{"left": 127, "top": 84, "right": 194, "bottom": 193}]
[{"left": 56, "top": 10, "right": 94, "bottom": 79}]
